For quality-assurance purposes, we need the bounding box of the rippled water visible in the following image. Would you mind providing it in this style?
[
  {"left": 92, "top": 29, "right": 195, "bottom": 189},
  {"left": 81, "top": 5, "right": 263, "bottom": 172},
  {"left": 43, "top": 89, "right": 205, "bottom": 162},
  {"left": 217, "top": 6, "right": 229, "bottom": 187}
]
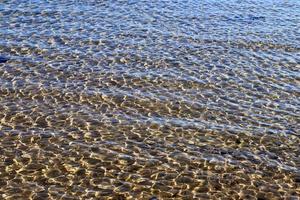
[{"left": 0, "top": 0, "right": 300, "bottom": 199}]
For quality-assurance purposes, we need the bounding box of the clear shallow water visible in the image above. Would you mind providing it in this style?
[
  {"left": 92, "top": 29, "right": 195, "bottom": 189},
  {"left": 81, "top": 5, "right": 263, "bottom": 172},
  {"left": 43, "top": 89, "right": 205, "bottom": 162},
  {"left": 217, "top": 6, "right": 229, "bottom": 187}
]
[{"left": 0, "top": 0, "right": 299, "bottom": 199}]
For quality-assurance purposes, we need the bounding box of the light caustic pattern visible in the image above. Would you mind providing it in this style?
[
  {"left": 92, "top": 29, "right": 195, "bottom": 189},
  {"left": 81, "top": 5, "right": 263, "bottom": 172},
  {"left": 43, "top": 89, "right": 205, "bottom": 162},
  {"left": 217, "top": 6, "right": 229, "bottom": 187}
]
[{"left": 0, "top": 0, "right": 300, "bottom": 199}]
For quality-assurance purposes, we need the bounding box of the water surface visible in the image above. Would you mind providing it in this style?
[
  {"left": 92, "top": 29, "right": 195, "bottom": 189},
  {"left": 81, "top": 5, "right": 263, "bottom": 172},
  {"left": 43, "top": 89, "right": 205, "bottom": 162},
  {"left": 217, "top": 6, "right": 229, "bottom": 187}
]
[{"left": 0, "top": 0, "right": 299, "bottom": 199}]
